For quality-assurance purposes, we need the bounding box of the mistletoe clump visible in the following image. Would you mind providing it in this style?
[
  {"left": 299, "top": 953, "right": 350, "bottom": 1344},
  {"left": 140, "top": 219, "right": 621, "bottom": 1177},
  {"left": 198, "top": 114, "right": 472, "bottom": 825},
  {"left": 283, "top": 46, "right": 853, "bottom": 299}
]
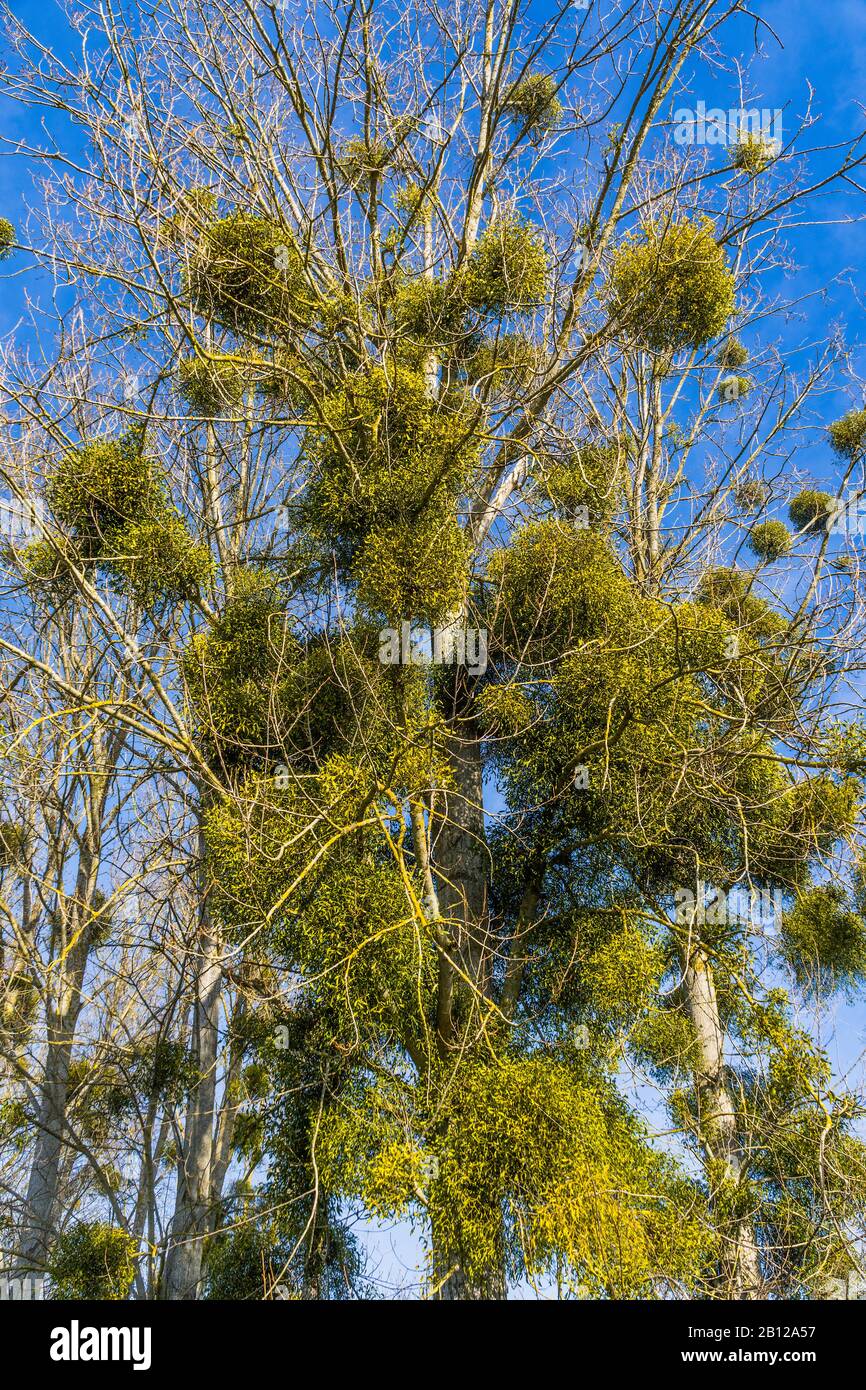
[
  {"left": 459, "top": 215, "right": 548, "bottom": 313},
  {"left": 49, "top": 1222, "right": 138, "bottom": 1299},
  {"left": 503, "top": 74, "right": 563, "bottom": 137},
  {"left": 294, "top": 858, "right": 437, "bottom": 1041},
  {"left": 732, "top": 134, "right": 778, "bottom": 175},
  {"left": 259, "top": 345, "right": 316, "bottom": 410},
  {"left": 339, "top": 136, "right": 403, "bottom": 187},
  {"left": 104, "top": 514, "right": 214, "bottom": 607},
  {"left": 697, "top": 568, "right": 787, "bottom": 642},
  {"left": 545, "top": 440, "right": 623, "bottom": 525},
  {"left": 780, "top": 884, "right": 866, "bottom": 994},
  {"left": 748, "top": 519, "right": 792, "bottom": 563},
  {"left": 395, "top": 179, "right": 437, "bottom": 231},
  {"left": 355, "top": 513, "right": 470, "bottom": 624},
  {"left": 183, "top": 567, "right": 295, "bottom": 753},
  {"left": 717, "top": 374, "right": 752, "bottom": 402},
  {"left": 487, "top": 520, "right": 637, "bottom": 658},
  {"left": 0, "top": 218, "right": 15, "bottom": 258},
  {"left": 161, "top": 187, "right": 218, "bottom": 244},
  {"left": 304, "top": 365, "right": 477, "bottom": 621},
  {"left": 606, "top": 217, "right": 735, "bottom": 354},
  {"left": 186, "top": 211, "right": 313, "bottom": 335},
  {"left": 203, "top": 1222, "right": 286, "bottom": 1301},
  {"left": 716, "top": 337, "right": 749, "bottom": 369},
  {"left": 47, "top": 427, "right": 160, "bottom": 554},
  {"left": 318, "top": 1057, "right": 708, "bottom": 1295},
  {"left": 630, "top": 1006, "right": 701, "bottom": 1081},
  {"left": 304, "top": 366, "right": 474, "bottom": 544},
  {"left": 465, "top": 333, "right": 540, "bottom": 393},
  {"left": 392, "top": 275, "right": 467, "bottom": 345},
  {"left": 0, "top": 821, "right": 27, "bottom": 867},
  {"left": 45, "top": 426, "right": 212, "bottom": 606},
  {"left": 828, "top": 409, "right": 866, "bottom": 462},
  {"left": 178, "top": 355, "right": 250, "bottom": 416},
  {"left": 17, "top": 533, "right": 78, "bottom": 597},
  {"left": 788, "top": 489, "right": 834, "bottom": 534}
]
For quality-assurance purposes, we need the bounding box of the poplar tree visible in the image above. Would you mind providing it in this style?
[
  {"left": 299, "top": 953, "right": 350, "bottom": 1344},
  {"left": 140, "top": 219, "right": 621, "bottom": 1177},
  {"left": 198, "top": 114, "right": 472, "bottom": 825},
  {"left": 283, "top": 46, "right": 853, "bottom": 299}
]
[{"left": 1, "top": 0, "right": 865, "bottom": 1301}]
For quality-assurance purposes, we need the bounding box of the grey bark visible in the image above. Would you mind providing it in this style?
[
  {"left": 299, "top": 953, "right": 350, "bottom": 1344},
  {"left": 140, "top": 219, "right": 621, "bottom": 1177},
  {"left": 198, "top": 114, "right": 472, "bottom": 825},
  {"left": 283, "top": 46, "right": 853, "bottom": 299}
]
[
  {"left": 161, "top": 832, "right": 221, "bottom": 1301},
  {"left": 683, "top": 944, "right": 761, "bottom": 1298}
]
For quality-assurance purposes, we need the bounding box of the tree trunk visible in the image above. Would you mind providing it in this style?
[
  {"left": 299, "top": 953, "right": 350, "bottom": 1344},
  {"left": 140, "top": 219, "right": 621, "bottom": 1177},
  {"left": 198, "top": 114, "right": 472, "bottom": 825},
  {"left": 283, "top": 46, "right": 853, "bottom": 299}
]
[
  {"left": 430, "top": 1210, "right": 506, "bottom": 1300},
  {"left": 162, "top": 834, "right": 221, "bottom": 1301},
  {"left": 682, "top": 945, "right": 761, "bottom": 1298},
  {"left": 431, "top": 660, "right": 507, "bottom": 1298},
  {"left": 14, "top": 880, "right": 94, "bottom": 1275}
]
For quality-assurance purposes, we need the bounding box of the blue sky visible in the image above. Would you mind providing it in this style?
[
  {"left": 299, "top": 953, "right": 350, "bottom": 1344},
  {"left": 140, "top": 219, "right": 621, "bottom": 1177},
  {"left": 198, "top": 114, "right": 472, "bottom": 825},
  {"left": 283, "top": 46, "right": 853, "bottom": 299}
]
[{"left": 1, "top": 0, "right": 864, "bottom": 1297}]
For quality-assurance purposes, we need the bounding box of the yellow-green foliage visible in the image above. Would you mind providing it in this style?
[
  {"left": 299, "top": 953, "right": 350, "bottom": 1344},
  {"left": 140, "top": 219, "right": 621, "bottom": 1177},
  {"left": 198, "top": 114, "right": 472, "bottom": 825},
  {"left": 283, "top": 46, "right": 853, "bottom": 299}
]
[
  {"left": 828, "top": 409, "right": 866, "bottom": 461},
  {"left": 0, "top": 820, "right": 28, "bottom": 867},
  {"left": 203, "top": 775, "right": 315, "bottom": 932},
  {"left": 304, "top": 364, "right": 477, "bottom": 621},
  {"left": 186, "top": 211, "right": 314, "bottom": 335},
  {"left": 355, "top": 513, "right": 470, "bottom": 624},
  {"left": 318, "top": 1058, "right": 709, "bottom": 1294},
  {"left": 47, "top": 427, "right": 159, "bottom": 552},
  {"left": 582, "top": 923, "right": 665, "bottom": 1023},
  {"left": 340, "top": 137, "right": 397, "bottom": 186},
  {"left": 484, "top": 526, "right": 830, "bottom": 906},
  {"left": 545, "top": 441, "right": 623, "bottom": 523},
  {"left": 66, "top": 1056, "right": 128, "bottom": 1145},
  {"left": 459, "top": 216, "right": 547, "bottom": 313},
  {"left": 503, "top": 74, "right": 563, "bottom": 137},
  {"left": 205, "top": 760, "right": 424, "bottom": 954},
  {"left": 49, "top": 1222, "right": 138, "bottom": 1300},
  {"left": 17, "top": 533, "right": 79, "bottom": 598},
  {"left": 487, "top": 520, "right": 638, "bottom": 655},
  {"left": 178, "top": 355, "right": 249, "bottom": 415},
  {"left": 259, "top": 344, "right": 315, "bottom": 409},
  {"left": 749, "top": 775, "right": 858, "bottom": 888},
  {"left": 0, "top": 218, "right": 15, "bottom": 258},
  {"left": 781, "top": 884, "right": 866, "bottom": 993},
  {"left": 183, "top": 568, "right": 295, "bottom": 749},
  {"left": 395, "top": 180, "right": 436, "bottom": 225},
  {"left": 748, "top": 519, "right": 792, "bottom": 563},
  {"left": 1, "top": 978, "right": 37, "bottom": 1037},
  {"left": 294, "top": 859, "right": 436, "bottom": 1044},
  {"left": 104, "top": 513, "right": 214, "bottom": 606},
  {"left": 717, "top": 337, "right": 749, "bottom": 369},
  {"left": 698, "top": 567, "right": 787, "bottom": 642},
  {"left": 535, "top": 909, "right": 668, "bottom": 1035},
  {"left": 483, "top": 526, "right": 750, "bottom": 859},
  {"left": 162, "top": 187, "right": 218, "bottom": 244},
  {"left": 305, "top": 366, "right": 474, "bottom": 542},
  {"left": 607, "top": 217, "right": 735, "bottom": 353},
  {"left": 392, "top": 276, "right": 466, "bottom": 344},
  {"left": 45, "top": 427, "right": 211, "bottom": 606},
  {"left": 478, "top": 681, "right": 535, "bottom": 738},
  {"left": 466, "top": 334, "right": 540, "bottom": 392},
  {"left": 718, "top": 374, "right": 752, "bottom": 402},
  {"left": 732, "top": 134, "right": 778, "bottom": 175},
  {"left": 788, "top": 489, "right": 833, "bottom": 534},
  {"left": 631, "top": 1007, "right": 700, "bottom": 1079}
]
